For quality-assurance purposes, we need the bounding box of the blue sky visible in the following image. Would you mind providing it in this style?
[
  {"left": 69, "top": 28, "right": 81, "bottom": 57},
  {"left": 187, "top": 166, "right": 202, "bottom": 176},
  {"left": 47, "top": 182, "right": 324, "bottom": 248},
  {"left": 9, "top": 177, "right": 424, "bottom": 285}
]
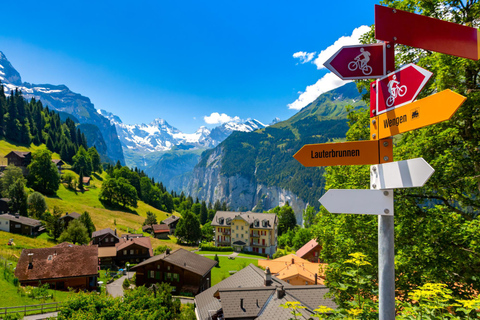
[{"left": 0, "top": 0, "right": 379, "bottom": 133}]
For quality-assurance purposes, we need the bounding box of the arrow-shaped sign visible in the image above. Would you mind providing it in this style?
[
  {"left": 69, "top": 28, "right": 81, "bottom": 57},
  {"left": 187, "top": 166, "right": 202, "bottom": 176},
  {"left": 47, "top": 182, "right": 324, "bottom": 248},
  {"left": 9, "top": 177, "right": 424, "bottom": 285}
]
[
  {"left": 376, "top": 63, "right": 432, "bottom": 115},
  {"left": 371, "top": 89, "right": 466, "bottom": 140},
  {"left": 294, "top": 139, "right": 393, "bottom": 167},
  {"left": 319, "top": 189, "right": 394, "bottom": 215},
  {"left": 324, "top": 43, "right": 386, "bottom": 80},
  {"left": 370, "top": 158, "right": 434, "bottom": 190},
  {"left": 375, "top": 5, "right": 480, "bottom": 61}
]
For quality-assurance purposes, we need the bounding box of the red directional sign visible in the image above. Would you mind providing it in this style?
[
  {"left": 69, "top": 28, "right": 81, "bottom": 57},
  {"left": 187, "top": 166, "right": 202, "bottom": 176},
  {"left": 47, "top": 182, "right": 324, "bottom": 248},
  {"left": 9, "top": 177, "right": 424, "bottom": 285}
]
[
  {"left": 324, "top": 43, "right": 386, "bottom": 80},
  {"left": 375, "top": 63, "right": 432, "bottom": 115},
  {"left": 375, "top": 5, "right": 480, "bottom": 61}
]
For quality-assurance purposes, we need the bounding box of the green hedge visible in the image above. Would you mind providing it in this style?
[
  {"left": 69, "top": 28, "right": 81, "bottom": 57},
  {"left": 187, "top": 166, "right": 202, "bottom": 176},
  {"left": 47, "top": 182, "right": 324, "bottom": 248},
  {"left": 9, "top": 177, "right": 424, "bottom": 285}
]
[{"left": 199, "top": 244, "right": 233, "bottom": 252}]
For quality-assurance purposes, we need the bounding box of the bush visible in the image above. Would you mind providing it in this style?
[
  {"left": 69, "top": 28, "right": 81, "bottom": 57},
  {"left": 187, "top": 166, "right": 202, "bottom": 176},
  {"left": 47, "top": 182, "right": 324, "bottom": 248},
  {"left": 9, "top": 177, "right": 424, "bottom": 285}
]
[
  {"left": 154, "top": 245, "right": 172, "bottom": 255},
  {"left": 199, "top": 244, "right": 233, "bottom": 251},
  {"left": 122, "top": 278, "right": 130, "bottom": 290},
  {"left": 214, "top": 254, "right": 220, "bottom": 267}
]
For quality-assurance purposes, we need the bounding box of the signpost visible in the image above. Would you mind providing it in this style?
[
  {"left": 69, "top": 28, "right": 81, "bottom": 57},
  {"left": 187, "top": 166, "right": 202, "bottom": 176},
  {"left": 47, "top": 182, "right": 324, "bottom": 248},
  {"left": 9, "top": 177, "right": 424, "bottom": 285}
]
[
  {"left": 324, "top": 43, "right": 386, "bottom": 80},
  {"left": 319, "top": 189, "right": 394, "bottom": 215},
  {"left": 375, "top": 64, "right": 432, "bottom": 114},
  {"left": 375, "top": 5, "right": 480, "bottom": 60},
  {"left": 370, "top": 158, "right": 434, "bottom": 190},
  {"left": 293, "top": 139, "right": 393, "bottom": 167},
  {"left": 371, "top": 89, "right": 467, "bottom": 140},
  {"left": 295, "top": 4, "right": 477, "bottom": 320}
]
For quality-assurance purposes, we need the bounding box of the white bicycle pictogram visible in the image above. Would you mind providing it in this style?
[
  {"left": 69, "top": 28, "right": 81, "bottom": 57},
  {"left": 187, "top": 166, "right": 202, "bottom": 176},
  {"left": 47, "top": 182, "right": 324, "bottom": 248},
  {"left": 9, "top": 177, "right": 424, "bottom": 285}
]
[
  {"left": 386, "top": 85, "right": 407, "bottom": 106},
  {"left": 348, "top": 48, "right": 372, "bottom": 75}
]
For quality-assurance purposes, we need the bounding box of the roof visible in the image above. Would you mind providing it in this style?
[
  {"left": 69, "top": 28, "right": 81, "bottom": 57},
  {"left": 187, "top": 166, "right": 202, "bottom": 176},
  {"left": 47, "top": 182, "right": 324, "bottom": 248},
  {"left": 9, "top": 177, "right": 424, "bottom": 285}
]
[
  {"left": 59, "top": 212, "right": 81, "bottom": 220},
  {"left": 53, "top": 242, "right": 76, "bottom": 248},
  {"left": 153, "top": 224, "right": 170, "bottom": 233},
  {"left": 0, "top": 214, "right": 42, "bottom": 227},
  {"left": 5, "top": 151, "right": 31, "bottom": 159},
  {"left": 195, "top": 264, "right": 290, "bottom": 320},
  {"left": 131, "top": 248, "right": 217, "bottom": 277},
  {"left": 98, "top": 246, "right": 117, "bottom": 258},
  {"left": 82, "top": 177, "right": 91, "bottom": 183},
  {"left": 162, "top": 215, "right": 180, "bottom": 226},
  {"left": 258, "top": 254, "right": 326, "bottom": 285},
  {"left": 15, "top": 245, "right": 98, "bottom": 282},
  {"left": 92, "top": 228, "right": 118, "bottom": 239},
  {"left": 296, "top": 239, "right": 321, "bottom": 259},
  {"left": 116, "top": 237, "right": 153, "bottom": 256},
  {"left": 255, "top": 286, "right": 336, "bottom": 319},
  {"left": 211, "top": 211, "right": 277, "bottom": 230},
  {"left": 52, "top": 159, "right": 65, "bottom": 166},
  {"left": 120, "top": 234, "right": 143, "bottom": 238},
  {"left": 233, "top": 240, "right": 247, "bottom": 246}
]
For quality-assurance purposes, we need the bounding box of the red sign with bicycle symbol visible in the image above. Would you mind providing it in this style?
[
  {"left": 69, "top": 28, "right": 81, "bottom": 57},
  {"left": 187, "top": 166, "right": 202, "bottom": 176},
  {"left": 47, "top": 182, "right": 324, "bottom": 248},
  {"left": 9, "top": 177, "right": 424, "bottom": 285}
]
[
  {"left": 375, "top": 63, "right": 432, "bottom": 115},
  {"left": 324, "top": 43, "right": 386, "bottom": 80}
]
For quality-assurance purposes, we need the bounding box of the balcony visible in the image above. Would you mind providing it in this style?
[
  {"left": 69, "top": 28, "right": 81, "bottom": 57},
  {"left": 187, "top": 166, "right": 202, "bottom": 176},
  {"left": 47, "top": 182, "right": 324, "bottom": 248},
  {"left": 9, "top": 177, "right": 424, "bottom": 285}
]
[
  {"left": 221, "top": 230, "right": 231, "bottom": 235},
  {"left": 250, "top": 241, "right": 268, "bottom": 247},
  {"left": 251, "top": 232, "right": 260, "bottom": 238}
]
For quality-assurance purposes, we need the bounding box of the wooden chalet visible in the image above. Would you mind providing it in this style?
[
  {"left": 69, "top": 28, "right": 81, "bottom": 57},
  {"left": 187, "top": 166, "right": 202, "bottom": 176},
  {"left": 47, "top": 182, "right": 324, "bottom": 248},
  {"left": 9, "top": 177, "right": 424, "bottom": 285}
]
[
  {"left": 15, "top": 244, "right": 98, "bottom": 291},
  {"left": 92, "top": 228, "right": 120, "bottom": 247},
  {"left": 296, "top": 239, "right": 322, "bottom": 263},
  {"left": 0, "top": 213, "right": 42, "bottom": 236},
  {"left": 132, "top": 248, "right": 217, "bottom": 295},
  {"left": 115, "top": 236, "right": 153, "bottom": 266},
  {"left": 59, "top": 212, "right": 81, "bottom": 229},
  {"left": 162, "top": 215, "right": 180, "bottom": 235},
  {"left": 5, "top": 151, "right": 32, "bottom": 175}
]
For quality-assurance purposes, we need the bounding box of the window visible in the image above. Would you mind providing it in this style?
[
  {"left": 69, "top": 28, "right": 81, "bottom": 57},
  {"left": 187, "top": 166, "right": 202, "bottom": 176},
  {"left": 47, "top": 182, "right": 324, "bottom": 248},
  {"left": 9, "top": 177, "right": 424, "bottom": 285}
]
[
  {"left": 150, "top": 271, "right": 155, "bottom": 278},
  {"left": 130, "top": 249, "right": 134, "bottom": 255},
  {"left": 236, "top": 226, "right": 238, "bottom": 230},
  {"left": 167, "top": 273, "right": 172, "bottom": 280},
  {"left": 123, "top": 250, "right": 127, "bottom": 255},
  {"left": 105, "top": 238, "right": 109, "bottom": 242},
  {"left": 241, "top": 226, "right": 243, "bottom": 230},
  {"left": 306, "top": 281, "right": 308, "bottom": 285},
  {"left": 168, "top": 266, "right": 171, "bottom": 271},
  {"left": 157, "top": 265, "right": 161, "bottom": 270},
  {"left": 241, "top": 234, "right": 244, "bottom": 238},
  {"left": 173, "top": 273, "right": 179, "bottom": 282}
]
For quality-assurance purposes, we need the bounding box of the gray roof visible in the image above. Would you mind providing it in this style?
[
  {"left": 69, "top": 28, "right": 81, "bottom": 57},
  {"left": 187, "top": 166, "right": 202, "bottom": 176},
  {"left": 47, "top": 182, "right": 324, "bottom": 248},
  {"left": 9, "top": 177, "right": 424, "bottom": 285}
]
[
  {"left": 211, "top": 211, "right": 277, "bottom": 230},
  {"left": 131, "top": 248, "right": 217, "bottom": 277},
  {"left": 92, "top": 228, "right": 119, "bottom": 240},
  {"left": 195, "top": 264, "right": 290, "bottom": 320},
  {"left": 0, "top": 214, "right": 41, "bottom": 227},
  {"left": 255, "top": 286, "right": 336, "bottom": 319},
  {"left": 59, "top": 212, "right": 81, "bottom": 220},
  {"left": 162, "top": 215, "right": 180, "bottom": 226}
]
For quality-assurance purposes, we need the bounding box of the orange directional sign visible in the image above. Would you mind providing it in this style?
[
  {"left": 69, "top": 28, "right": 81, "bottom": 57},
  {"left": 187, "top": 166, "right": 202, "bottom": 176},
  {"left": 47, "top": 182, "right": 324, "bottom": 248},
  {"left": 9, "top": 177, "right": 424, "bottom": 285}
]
[
  {"left": 371, "top": 89, "right": 466, "bottom": 140},
  {"left": 375, "top": 5, "right": 480, "bottom": 60},
  {"left": 294, "top": 139, "right": 393, "bottom": 167}
]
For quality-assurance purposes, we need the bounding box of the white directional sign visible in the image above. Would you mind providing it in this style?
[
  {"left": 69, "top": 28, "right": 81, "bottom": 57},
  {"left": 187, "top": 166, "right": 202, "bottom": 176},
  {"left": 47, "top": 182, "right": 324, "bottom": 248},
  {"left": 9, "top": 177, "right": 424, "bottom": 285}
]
[
  {"left": 319, "top": 189, "right": 394, "bottom": 215},
  {"left": 370, "top": 158, "right": 434, "bottom": 190}
]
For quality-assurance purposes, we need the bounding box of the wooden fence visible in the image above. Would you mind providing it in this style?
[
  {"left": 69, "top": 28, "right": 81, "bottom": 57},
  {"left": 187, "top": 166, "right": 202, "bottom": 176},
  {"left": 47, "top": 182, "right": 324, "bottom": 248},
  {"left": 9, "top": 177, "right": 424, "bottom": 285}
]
[{"left": 0, "top": 302, "right": 62, "bottom": 318}]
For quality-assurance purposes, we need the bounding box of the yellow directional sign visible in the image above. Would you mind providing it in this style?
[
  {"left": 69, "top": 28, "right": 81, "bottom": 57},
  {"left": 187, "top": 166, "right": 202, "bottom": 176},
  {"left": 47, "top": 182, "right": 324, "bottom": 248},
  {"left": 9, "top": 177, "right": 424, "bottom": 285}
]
[
  {"left": 371, "top": 89, "right": 466, "bottom": 140},
  {"left": 294, "top": 139, "right": 393, "bottom": 167}
]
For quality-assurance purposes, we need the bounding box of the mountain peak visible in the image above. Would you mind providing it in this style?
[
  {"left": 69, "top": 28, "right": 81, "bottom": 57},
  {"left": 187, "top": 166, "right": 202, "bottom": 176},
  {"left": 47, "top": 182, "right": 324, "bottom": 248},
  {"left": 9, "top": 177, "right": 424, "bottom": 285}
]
[{"left": 0, "top": 51, "right": 22, "bottom": 86}]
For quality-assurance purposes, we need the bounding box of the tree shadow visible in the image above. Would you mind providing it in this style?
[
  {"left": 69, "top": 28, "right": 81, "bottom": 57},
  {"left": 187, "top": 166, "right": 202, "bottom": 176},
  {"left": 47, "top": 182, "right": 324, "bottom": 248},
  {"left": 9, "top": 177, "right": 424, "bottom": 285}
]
[
  {"left": 92, "top": 173, "right": 103, "bottom": 181},
  {"left": 99, "top": 199, "right": 139, "bottom": 215}
]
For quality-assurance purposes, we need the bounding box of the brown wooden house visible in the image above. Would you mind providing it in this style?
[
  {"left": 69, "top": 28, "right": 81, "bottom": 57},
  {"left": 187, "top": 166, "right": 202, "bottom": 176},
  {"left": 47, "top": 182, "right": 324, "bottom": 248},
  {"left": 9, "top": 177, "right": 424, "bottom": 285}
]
[
  {"left": 52, "top": 159, "right": 65, "bottom": 174},
  {"left": 153, "top": 224, "right": 170, "bottom": 239},
  {"left": 162, "top": 215, "right": 180, "bottom": 235},
  {"left": 5, "top": 151, "right": 32, "bottom": 175},
  {"left": 0, "top": 213, "right": 42, "bottom": 236},
  {"left": 131, "top": 248, "right": 217, "bottom": 295},
  {"left": 115, "top": 236, "right": 153, "bottom": 267},
  {"left": 92, "top": 228, "right": 120, "bottom": 247},
  {"left": 15, "top": 244, "right": 98, "bottom": 291},
  {"left": 59, "top": 212, "right": 81, "bottom": 229}
]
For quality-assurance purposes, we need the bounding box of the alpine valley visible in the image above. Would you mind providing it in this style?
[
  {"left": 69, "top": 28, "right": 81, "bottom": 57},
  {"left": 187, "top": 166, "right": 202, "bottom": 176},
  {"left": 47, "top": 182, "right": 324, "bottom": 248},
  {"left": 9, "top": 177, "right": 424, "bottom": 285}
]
[{"left": 0, "top": 50, "right": 366, "bottom": 220}]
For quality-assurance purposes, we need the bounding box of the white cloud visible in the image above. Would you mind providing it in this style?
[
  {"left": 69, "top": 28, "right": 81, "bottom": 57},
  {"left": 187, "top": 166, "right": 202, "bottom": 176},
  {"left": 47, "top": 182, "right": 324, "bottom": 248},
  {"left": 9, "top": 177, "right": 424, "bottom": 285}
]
[
  {"left": 288, "top": 25, "right": 370, "bottom": 110},
  {"left": 288, "top": 73, "right": 350, "bottom": 110},
  {"left": 204, "top": 112, "right": 241, "bottom": 124},
  {"left": 293, "top": 51, "right": 316, "bottom": 64},
  {"left": 313, "top": 25, "right": 371, "bottom": 69}
]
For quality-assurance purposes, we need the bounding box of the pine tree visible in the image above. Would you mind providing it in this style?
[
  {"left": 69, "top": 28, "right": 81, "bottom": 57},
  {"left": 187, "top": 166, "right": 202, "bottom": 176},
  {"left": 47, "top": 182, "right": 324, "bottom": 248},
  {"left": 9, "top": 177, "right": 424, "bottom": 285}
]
[{"left": 78, "top": 171, "right": 84, "bottom": 191}]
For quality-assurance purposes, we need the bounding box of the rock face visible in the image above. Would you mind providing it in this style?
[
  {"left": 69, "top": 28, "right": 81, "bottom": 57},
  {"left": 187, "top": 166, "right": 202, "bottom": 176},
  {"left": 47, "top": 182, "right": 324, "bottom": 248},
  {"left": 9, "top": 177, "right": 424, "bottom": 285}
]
[
  {"left": 185, "top": 147, "right": 307, "bottom": 223},
  {"left": 0, "top": 51, "right": 125, "bottom": 164}
]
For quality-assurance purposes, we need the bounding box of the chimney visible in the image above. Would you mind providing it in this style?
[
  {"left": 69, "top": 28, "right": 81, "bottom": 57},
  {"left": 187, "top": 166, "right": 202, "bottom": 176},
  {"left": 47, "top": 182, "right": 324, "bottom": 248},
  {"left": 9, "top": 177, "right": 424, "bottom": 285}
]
[
  {"left": 166, "top": 248, "right": 170, "bottom": 255},
  {"left": 264, "top": 267, "right": 272, "bottom": 286},
  {"left": 66, "top": 212, "right": 69, "bottom": 216},
  {"left": 276, "top": 285, "right": 285, "bottom": 299},
  {"left": 126, "top": 235, "right": 129, "bottom": 240},
  {"left": 114, "top": 228, "right": 117, "bottom": 236},
  {"left": 315, "top": 273, "right": 318, "bottom": 285},
  {"left": 291, "top": 257, "right": 294, "bottom": 264},
  {"left": 15, "top": 213, "right": 19, "bottom": 219},
  {"left": 240, "top": 298, "right": 244, "bottom": 310}
]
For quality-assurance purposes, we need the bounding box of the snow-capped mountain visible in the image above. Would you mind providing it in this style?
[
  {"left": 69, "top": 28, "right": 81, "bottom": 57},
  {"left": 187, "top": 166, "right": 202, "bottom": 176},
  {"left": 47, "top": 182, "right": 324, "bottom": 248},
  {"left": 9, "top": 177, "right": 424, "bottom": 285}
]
[
  {"left": 0, "top": 51, "right": 125, "bottom": 164},
  {"left": 98, "top": 109, "right": 267, "bottom": 153}
]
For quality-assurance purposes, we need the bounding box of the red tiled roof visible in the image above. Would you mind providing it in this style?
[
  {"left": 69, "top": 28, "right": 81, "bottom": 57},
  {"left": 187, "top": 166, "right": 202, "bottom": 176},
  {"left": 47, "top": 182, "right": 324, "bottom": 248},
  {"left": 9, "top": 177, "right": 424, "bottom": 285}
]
[
  {"left": 296, "top": 239, "right": 320, "bottom": 259},
  {"left": 15, "top": 245, "right": 98, "bottom": 282},
  {"left": 153, "top": 224, "right": 170, "bottom": 233}
]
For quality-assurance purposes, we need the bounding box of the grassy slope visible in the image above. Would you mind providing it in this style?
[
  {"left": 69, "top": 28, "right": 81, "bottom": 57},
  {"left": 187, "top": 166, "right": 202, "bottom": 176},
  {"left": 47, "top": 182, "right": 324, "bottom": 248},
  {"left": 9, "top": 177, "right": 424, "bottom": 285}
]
[
  {"left": 0, "top": 140, "right": 61, "bottom": 166},
  {"left": 202, "top": 256, "right": 260, "bottom": 286}
]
